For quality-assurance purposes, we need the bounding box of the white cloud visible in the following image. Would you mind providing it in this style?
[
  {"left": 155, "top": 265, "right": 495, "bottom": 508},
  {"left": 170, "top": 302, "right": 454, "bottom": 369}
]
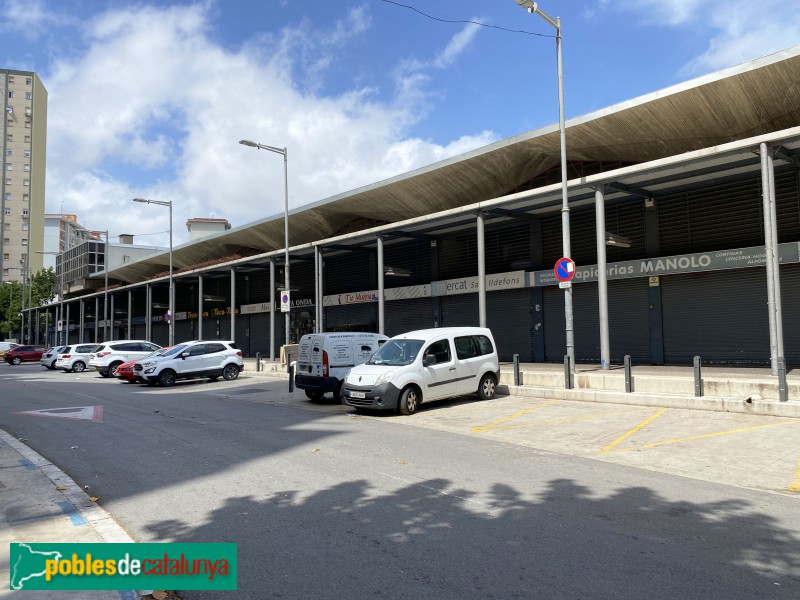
[
  {"left": 0, "top": 0, "right": 70, "bottom": 36},
  {"left": 41, "top": 3, "right": 499, "bottom": 248},
  {"left": 434, "top": 22, "right": 481, "bottom": 68}
]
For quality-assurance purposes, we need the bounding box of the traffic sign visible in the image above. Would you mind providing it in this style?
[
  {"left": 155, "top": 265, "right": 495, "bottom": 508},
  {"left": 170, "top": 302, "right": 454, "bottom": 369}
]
[
  {"left": 554, "top": 257, "right": 576, "bottom": 282},
  {"left": 280, "top": 290, "right": 290, "bottom": 313}
]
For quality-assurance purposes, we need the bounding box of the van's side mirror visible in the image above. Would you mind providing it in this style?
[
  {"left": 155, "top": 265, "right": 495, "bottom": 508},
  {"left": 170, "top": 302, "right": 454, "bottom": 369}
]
[{"left": 424, "top": 354, "right": 436, "bottom": 366}]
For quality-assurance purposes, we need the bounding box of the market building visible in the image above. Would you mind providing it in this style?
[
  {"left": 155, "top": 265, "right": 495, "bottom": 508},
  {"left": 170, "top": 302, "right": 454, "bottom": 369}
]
[{"left": 28, "top": 46, "right": 800, "bottom": 367}]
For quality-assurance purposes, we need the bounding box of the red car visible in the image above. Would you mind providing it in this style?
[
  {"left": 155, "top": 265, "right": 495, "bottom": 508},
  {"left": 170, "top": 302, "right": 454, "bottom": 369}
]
[
  {"left": 114, "top": 346, "right": 172, "bottom": 383},
  {"left": 4, "top": 345, "right": 47, "bottom": 365}
]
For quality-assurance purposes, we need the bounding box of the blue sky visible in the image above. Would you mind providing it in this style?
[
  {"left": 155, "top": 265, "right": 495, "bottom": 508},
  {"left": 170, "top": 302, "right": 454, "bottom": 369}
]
[{"left": 2, "top": 0, "right": 800, "bottom": 248}]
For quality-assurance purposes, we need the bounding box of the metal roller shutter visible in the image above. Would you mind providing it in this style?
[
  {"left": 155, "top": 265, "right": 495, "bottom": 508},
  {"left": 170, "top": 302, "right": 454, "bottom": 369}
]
[
  {"left": 442, "top": 294, "right": 479, "bottom": 327},
  {"left": 661, "top": 269, "right": 768, "bottom": 365},
  {"left": 544, "top": 279, "right": 650, "bottom": 364},
  {"left": 779, "top": 264, "right": 800, "bottom": 365},
  {"left": 385, "top": 298, "right": 433, "bottom": 336},
  {"left": 325, "top": 304, "right": 376, "bottom": 332},
  {"left": 487, "top": 289, "right": 533, "bottom": 361}
]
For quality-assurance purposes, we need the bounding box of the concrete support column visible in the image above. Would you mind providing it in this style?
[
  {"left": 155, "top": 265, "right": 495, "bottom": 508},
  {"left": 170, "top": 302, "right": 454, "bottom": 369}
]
[
  {"left": 110, "top": 294, "right": 115, "bottom": 341},
  {"left": 594, "top": 186, "right": 610, "bottom": 369},
  {"left": 760, "top": 142, "right": 780, "bottom": 374},
  {"left": 127, "top": 290, "right": 132, "bottom": 340},
  {"left": 377, "top": 236, "right": 385, "bottom": 334},
  {"left": 198, "top": 275, "right": 204, "bottom": 340},
  {"left": 230, "top": 268, "right": 236, "bottom": 344},
  {"left": 269, "top": 260, "right": 276, "bottom": 361},
  {"left": 476, "top": 211, "right": 486, "bottom": 328},
  {"left": 94, "top": 297, "right": 99, "bottom": 343},
  {"left": 79, "top": 300, "right": 85, "bottom": 343},
  {"left": 66, "top": 303, "right": 71, "bottom": 345},
  {"left": 145, "top": 284, "right": 152, "bottom": 342}
]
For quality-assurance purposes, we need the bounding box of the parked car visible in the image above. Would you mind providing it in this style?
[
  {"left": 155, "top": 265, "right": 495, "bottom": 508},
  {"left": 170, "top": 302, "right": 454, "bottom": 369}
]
[
  {"left": 114, "top": 346, "right": 173, "bottom": 383},
  {"left": 88, "top": 340, "right": 162, "bottom": 377},
  {"left": 294, "top": 332, "right": 389, "bottom": 401},
  {"left": 342, "top": 327, "right": 500, "bottom": 415},
  {"left": 40, "top": 346, "right": 68, "bottom": 370},
  {"left": 55, "top": 344, "right": 102, "bottom": 373},
  {"left": 134, "top": 340, "right": 243, "bottom": 387},
  {"left": 4, "top": 345, "right": 47, "bottom": 365},
  {"left": 0, "top": 342, "right": 19, "bottom": 358}
]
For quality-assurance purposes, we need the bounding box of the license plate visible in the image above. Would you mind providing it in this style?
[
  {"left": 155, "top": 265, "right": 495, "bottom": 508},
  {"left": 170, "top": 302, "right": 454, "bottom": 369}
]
[{"left": 350, "top": 391, "right": 366, "bottom": 399}]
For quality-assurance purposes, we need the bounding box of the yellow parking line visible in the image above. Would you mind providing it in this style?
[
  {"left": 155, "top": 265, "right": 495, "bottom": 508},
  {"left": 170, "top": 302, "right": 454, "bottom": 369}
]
[
  {"left": 471, "top": 400, "right": 560, "bottom": 432},
  {"left": 605, "top": 419, "right": 800, "bottom": 454},
  {"left": 477, "top": 407, "right": 656, "bottom": 432},
  {"left": 788, "top": 461, "right": 800, "bottom": 493},
  {"left": 600, "top": 408, "right": 667, "bottom": 454}
]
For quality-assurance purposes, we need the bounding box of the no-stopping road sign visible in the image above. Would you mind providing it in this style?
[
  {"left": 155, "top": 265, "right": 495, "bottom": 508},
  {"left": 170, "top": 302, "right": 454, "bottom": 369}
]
[{"left": 554, "top": 257, "right": 576, "bottom": 282}]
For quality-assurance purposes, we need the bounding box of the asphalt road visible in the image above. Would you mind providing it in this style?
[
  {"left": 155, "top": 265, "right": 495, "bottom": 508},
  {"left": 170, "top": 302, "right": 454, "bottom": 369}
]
[{"left": 1, "top": 363, "right": 799, "bottom": 599}]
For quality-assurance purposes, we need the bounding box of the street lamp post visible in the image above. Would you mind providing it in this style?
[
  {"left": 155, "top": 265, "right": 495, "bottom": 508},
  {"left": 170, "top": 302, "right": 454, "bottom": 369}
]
[
  {"left": 101, "top": 230, "right": 109, "bottom": 342},
  {"left": 239, "top": 139, "right": 290, "bottom": 347},
  {"left": 132, "top": 199, "right": 173, "bottom": 345},
  {"left": 512, "top": 0, "right": 574, "bottom": 373}
]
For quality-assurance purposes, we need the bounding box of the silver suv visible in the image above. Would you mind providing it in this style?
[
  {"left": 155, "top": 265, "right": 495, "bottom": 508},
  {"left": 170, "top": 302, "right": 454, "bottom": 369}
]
[
  {"left": 88, "top": 340, "right": 162, "bottom": 377},
  {"left": 134, "top": 340, "right": 243, "bottom": 387},
  {"left": 55, "top": 344, "right": 101, "bottom": 373}
]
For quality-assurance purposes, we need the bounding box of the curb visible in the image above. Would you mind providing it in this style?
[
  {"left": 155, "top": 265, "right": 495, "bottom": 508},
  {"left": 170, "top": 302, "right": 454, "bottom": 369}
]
[{"left": 0, "top": 429, "right": 147, "bottom": 598}]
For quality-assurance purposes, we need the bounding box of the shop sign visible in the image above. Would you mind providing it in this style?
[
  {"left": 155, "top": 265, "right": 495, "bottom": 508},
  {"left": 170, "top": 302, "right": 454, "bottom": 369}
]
[{"left": 431, "top": 271, "right": 525, "bottom": 297}]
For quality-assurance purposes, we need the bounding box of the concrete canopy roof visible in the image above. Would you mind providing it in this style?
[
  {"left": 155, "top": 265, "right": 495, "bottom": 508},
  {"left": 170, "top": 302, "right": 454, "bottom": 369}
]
[{"left": 105, "top": 46, "right": 800, "bottom": 285}]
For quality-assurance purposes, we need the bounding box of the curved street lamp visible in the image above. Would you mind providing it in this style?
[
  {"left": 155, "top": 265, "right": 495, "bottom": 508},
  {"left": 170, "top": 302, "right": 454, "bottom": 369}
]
[
  {"left": 133, "top": 198, "right": 174, "bottom": 345},
  {"left": 239, "top": 139, "right": 291, "bottom": 347}
]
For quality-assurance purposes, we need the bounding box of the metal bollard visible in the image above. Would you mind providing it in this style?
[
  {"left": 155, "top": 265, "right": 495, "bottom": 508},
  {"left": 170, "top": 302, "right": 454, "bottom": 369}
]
[
  {"left": 288, "top": 352, "right": 294, "bottom": 392},
  {"left": 693, "top": 356, "right": 703, "bottom": 397},
  {"left": 564, "top": 354, "right": 573, "bottom": 390},
  {"left": 513, "top": 354, "right": 520, "bottom": 387},
  {"left": 777, "top": 357, "right": 788, "bottom": 402},
  {"left": 255, "top": 352, "right": 261, "bottom": 372},
  {"left": 624, "top": 355, "right": 632, "bottom": 393}
]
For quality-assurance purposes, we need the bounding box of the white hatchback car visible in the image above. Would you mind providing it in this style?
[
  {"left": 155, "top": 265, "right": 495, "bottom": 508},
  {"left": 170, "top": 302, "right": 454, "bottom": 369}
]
[
  {"left": 134, "top": 340, "right": 243, "bottom": 387},
  {"left": 55, "top": 344, "right": 102, "bottom": 373},
  {"left": 40, "top": 346, "right": 68, "bottom": 370},
  {"left": 88, "top": 340, "right": 162, "bottom": 377}
]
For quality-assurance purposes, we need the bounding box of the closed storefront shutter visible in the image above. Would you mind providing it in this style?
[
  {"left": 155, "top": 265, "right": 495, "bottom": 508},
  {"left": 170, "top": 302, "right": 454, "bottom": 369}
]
[
  {"left": 487, "top": 289, "right": 533, "bottom": 361},
  {"left": 325, "top": 303, "right": 376, "bottom": 332},
  {"left": 779, "top": 265, "right": 800, "bottom": 365},
  {"left": 385, "top": 298, "right": 433, "bottom": 336},
  {"left": 661, "top": 269, "right": 768, "bottom": 364},
  {"left": 442, "top": 294, "right": 479, "bottom": 327},
  {"left": 544, "top": 279, "right": 651, "bottom": 364}
]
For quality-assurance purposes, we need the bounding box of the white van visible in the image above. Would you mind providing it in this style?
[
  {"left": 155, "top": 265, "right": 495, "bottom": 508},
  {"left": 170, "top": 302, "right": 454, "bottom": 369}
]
[
  {"left": 294, "top": 332, "right": 389, "bottom": 401},
  {"left": 342, "top": 327, "right": 500, "bottom": 415}
]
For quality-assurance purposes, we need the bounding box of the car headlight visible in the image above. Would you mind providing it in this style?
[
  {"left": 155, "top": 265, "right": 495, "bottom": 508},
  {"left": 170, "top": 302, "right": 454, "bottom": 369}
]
[
  {"left": 144, "top": 367, "right": 156, "bottom": 374},
  {"left": 374, "top": 371, "right": 395, "bottom": 386},
  {"left": 140, "top": 361, "right": 155, "bottom": 368}
]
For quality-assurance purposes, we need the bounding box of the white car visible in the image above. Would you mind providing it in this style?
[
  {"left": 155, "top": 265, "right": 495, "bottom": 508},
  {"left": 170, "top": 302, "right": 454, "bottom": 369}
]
[
  {"left": 88, "top": 340, "right": 161, "bottom": 377},
  {"left": 40, "top": 346, "right": 68, "bottom": 370},
  {"left": 134, "top": 340, "right": 243, "bottom": 387},
  {"left": 342, "top": 327, "right": 500, "bottom": 415},
  {"left": 55, "top": 344, "right": 102, "bottom": 373}
]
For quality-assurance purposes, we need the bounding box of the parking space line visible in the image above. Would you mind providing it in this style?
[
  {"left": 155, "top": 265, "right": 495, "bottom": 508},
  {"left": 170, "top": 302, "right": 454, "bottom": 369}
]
[
  {"left": 470, "top": 400, "right": 560, "bottom": 432},
  {"left": 600, "top": 408, "right": 668, "bottom": 454},
  {"left": 788, "top": 461, "right": 800, "bottom": 493},
  {"left": 605, "top": 419, "right": 800, "bottom": 454},
  {"left": 472, "top": 406, "right": 656, "bottom": 433}
]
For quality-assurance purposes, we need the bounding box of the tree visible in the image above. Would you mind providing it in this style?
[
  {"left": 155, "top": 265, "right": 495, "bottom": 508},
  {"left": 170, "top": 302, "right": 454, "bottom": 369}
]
[{"left": 0, "top": 268, "right": 56, "bottom": 342}]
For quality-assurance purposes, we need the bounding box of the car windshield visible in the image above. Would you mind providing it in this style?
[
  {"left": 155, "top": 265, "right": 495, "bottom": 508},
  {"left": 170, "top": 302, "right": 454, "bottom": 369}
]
[
  {"left": 147, "top": 346, "right": 174, "bottom": 358},
  {"left": 161, "top": 344, "right": 187, "bottom": 357},
  {"left": 367, "top": 339, "right": 423, "bottom": 366}
]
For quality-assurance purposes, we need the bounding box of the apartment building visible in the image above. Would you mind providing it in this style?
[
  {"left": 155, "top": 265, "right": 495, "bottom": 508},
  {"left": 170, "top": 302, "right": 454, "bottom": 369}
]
[{"left": 1, "top": 69, "right": 47, "bottom": 282}]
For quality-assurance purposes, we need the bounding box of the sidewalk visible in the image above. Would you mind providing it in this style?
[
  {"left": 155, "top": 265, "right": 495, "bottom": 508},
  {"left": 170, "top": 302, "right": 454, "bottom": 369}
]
[
  {"left": 0, "top": 430, "right": 139, "bottom": 599},
  {"left": 241, "top": 358, "right": 800, "bottom": 418}
]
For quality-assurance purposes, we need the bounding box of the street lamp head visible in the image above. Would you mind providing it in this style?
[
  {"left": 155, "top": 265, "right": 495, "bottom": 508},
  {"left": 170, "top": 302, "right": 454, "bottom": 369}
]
[
  {"left": 132, "top": 197, "right": 149, "bottom": 204},
  {"left": 239, "top": 139, "right": 259, "bottom": 148},
  {"left": 513, "top": 0, "right": 536, "bottom": 9}
]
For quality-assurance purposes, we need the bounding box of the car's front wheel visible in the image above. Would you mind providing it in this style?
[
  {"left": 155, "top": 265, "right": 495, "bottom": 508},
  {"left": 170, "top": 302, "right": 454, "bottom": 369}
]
[
  {"left": 222, "top": 364, "right": 239, "bottom": 381},
  {"left": 158, "top": 369, "right": 177, "bottom": 387},
  {"left": 398, "top": 386, "right": 420, "bottom": 415}
]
